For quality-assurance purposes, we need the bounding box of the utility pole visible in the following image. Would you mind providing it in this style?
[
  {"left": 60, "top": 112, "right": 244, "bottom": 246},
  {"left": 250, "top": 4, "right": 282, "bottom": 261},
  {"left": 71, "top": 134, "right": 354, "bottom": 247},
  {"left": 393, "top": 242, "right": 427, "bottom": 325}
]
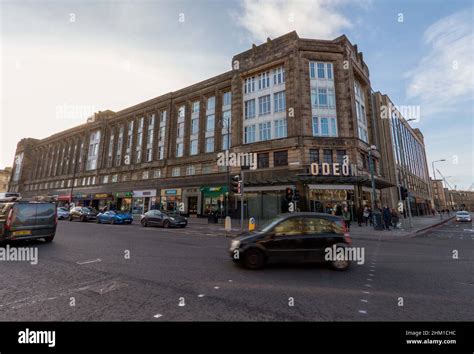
[{"left": 240, "top": 171, "right": 245, "bottom": 232}]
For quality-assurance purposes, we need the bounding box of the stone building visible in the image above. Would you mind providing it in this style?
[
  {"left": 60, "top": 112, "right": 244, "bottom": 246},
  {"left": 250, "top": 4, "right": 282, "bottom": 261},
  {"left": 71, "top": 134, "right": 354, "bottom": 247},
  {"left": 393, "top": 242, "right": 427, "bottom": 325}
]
[
  {"left": 10, "top": 31, "right": 404, "bottom": 221},
  {"left": 0, "top": 167, "right": 12, "bottom": 192}
]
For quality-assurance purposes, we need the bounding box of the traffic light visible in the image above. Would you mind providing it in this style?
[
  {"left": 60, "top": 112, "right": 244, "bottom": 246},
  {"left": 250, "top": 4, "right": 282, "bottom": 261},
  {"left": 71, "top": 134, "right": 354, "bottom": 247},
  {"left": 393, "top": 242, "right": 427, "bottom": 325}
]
[
  {"left": 400, "top": 186, "right": 408, "bottom": 200},
  {"left": 231, "top": 175, "right": 241, "bottom": 194},
  {"left": 285, "top": 187, "right": 293, "bottom": 201}
]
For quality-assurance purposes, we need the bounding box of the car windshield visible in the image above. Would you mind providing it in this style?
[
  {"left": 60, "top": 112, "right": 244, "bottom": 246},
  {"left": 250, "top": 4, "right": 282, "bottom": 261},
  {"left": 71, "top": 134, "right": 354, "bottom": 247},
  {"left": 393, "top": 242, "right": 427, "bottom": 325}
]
[
  {"left": 82, "top": 207, "right": 94, "bottom": 212},
  {"left": 457, "top": 211, "right": 469, "bottom": 215},
  {"left": 162, "top": 210, "right": 179, "bottom": 217}
]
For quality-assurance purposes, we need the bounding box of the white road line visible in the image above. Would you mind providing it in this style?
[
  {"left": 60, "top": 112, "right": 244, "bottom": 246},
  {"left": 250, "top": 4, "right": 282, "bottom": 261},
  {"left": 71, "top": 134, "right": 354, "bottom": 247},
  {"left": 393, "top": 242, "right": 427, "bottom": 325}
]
[
  {"left": 198, "top": 294, "right": 205, "bottom": 297},
  {"left": 153, "top": 313, "right": 163, "bottom": 318},
  {"left": 358, "top": 310, "right": 367, "bottom": 314},
  {"left": 365, "top": 284, "right": 372, "bottom": 287},
  {"left": 367, "top": 278, "right": 373, "bottom": 281},
  {"left": 76, "top": 258, "right": 102, "bottom": 265},
  {"left": 363, "top": 291, "right": 370, "bottom": 294},
  {"left": 214, "top": 286, "right": 220, "bottom": 289},
  {"left": 360, "top": 299, "right": 368, "bottom": 303}
]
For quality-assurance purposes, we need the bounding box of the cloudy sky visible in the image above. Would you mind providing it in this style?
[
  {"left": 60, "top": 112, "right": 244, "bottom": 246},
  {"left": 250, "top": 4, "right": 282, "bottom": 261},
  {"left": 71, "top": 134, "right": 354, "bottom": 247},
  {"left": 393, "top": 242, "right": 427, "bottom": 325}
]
[{"left": 1, "top": 0, "right": 473, "bottom": 189}]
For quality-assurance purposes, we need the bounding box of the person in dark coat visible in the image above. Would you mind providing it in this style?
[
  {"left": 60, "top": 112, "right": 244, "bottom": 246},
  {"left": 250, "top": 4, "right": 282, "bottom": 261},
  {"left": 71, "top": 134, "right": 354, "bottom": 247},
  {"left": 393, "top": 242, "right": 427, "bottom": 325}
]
[
  {"left": 356, "top": 206, "right": 364, "bottom": 226},
  {"left": 382, "top": 206, "right": 392, "bottom": 230}
]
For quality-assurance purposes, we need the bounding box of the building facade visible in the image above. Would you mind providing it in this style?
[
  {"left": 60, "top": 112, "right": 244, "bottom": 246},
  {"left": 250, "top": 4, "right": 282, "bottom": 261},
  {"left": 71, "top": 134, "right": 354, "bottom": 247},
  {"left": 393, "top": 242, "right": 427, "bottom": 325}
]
[
  {"left": 373, "top": 92, "right": 432, "bottom": 216},
  {"left": 10, "top": 32, "right": 409, "bottom": 221},
  {"left": 0, "top": 167, "right": 12, "bottom": 192}
]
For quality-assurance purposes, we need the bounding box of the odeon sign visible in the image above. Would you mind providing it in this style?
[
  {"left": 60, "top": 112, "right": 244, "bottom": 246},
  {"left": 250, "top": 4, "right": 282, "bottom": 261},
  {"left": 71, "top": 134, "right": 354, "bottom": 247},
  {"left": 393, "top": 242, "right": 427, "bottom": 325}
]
[{"left": 310, "top": 163, "right": 351, "bottom": 176}]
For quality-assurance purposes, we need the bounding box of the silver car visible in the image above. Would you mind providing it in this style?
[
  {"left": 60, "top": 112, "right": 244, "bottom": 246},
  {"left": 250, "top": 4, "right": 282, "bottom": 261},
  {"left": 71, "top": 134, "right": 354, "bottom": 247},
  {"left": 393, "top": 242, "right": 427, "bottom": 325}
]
[
  {"left": 455, "top": 211, "right": 472, "bottom": 222},
  {"left": 57, "top": 207, "right": 70, "bottom": 220}
]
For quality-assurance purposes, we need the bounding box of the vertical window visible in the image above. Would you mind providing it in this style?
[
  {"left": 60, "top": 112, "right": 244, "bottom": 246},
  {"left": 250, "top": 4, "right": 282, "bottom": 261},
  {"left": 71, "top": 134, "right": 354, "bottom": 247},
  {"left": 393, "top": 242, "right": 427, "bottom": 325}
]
[
  {"left": 160, "top": 110, "right": 167, "bottom": 125},
  {"left": 318, "top": 88, "right": 328, "bottom": 107},
  {"left": 159, "top": 126, "right": 166, "bottom": 141},
  {"left": 191, "top": 118, "right": 199, "bottom": 134},
  {"left": 222, "top": 110, "right": 231, "bottom": 129},
  {"left": 186, "top": 165, "right": 196, "bottom": 176},
  {"left": 190, "top": 139, "right": 198, "bottom": 155},
  {"left": 311, "top": 88, "right": 318, "bottom": 107},
  {"left": 328, "top": 88, "right": 335, "bottom": 108},
  {"left": 330, "top": 118, "right": 337, "bottom": 137},
  {"left": 309, "top": 149, "right": 319, "bottom": 163},
  {"left": 244, "top": 125, "right": 256, "bottom": 144},
  {"left": 317, "top": 63, "right": 325, "bottom": 78},
  {"left": 273, "top": 67, "right": 285, "bottom": 85},
  {"left": 257, "top": 153, "right": 269, "bottom": 168},
  {"left": 146, "top": 115, "right": 154, "bottom": 162},
  {"left": 323, "top": 149, "right": 333, "bottom": 164},
  {"left": 309, "top": 62, "right": 316, "bottom": 79},
  {"left": 176, "top": 143, "right": 184, "bottom": 157},
  {"left": 274, "top": 119, "right": 287, "bottom": 138},
  {"left": 177, "top": 122, "right": 185, "bottom": 138},
  {"left": 258, "top": 71, "right": 270, "bottom": 90},
  {"left": 336, "top": 150, "right": 347, "bottom": 165},
  {"left": 206, "top": 114, "right": 215, "bottom": 131},
  {"left": 258, "top": 95, "right": 271, "bottom": 115},
  {"left": 172, "top": 167, "right": 180, "bottom": 177},
  {"left": 205, "top": 137, "right": 214, "bottom": 152},
  {"left": 153, "top": 169, "right": 161, "bottom": 178},
  {"left": 192, "top": 101, "right": 200, "bottom": 113},
  {"left": 321, "top": 118, "right": 329, "bottom": 136},
  {"left": 245, "top": 99, "right": 256, "bottom": 119},
  {"left": 136, "top": 117, "right": 144, "bottom": 163},
  {"left": 207, "top": 96, "right": 215, "bottom": 111},
  {"left": 244, "top": 77, "right": 255, "bottom": 94},
  {"left": 274, "top": 91, "right": 286, "bottom": 112},
  {"left": 158, "top": 146, "right": 164, "bottom": 160},
  {"left": 259, "top": 122, "right": 271, "bottom": 141},
  {"left": 312, "top": 117, "right": 319, "bottom": 136},
  {"left": 222, "top": 92, "right": 232, "bottom": 106},
  {"left": 178, "top": 105, "right": 185, "bottom": 118},
  {"left": 116, "top": 126, "right": 123, "bottom": 166},
  {"left": 222, "top": 134, "right": 230, "bottom": 150},
  {"left": 327, "top": 63, "right": 333, "bottom": 80}
]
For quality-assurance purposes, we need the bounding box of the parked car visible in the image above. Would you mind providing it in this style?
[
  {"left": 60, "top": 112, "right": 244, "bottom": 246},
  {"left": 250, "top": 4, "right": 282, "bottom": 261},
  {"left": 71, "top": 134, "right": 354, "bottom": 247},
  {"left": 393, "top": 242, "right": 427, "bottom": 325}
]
[
  {"left": 455, "top": 211, "right": 472, "bottom": 222},
  {"left": 229, "top": 212, "right": 352, "bottom": 270},
  {"left": 96, "top": 210, "right": 133, "bottom": 224},
  {"left": 0, "top": 192, "right": 21, "bottom": 202},
  {"left": 57, "top": 207, "right": 70, "bottom": 220},
  {"left": 140, "top": 210, "right": 187, "bottom": 228},
  {"left": 0, "top": 201, "right": 57, "bottom": 242},
  {"left": 68, "top": 206, "right": 99, "bottom": 222}
]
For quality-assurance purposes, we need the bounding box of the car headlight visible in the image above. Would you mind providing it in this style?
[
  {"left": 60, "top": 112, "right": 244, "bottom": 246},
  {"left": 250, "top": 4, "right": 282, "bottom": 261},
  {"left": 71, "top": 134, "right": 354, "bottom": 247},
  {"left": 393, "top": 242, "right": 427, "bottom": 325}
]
[
  {"left": 169, "top": 217, "right": 175, "bottom": 221},
  {"left": 230, "top": 240, "right": 240, "bottom": 250}
]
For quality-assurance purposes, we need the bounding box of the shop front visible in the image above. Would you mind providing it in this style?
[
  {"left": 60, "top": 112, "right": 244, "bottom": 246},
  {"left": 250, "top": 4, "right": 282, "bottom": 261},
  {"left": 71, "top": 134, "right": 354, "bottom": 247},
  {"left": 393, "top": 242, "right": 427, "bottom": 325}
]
[
  {"left": 72, "top": 193, "right": 90, "bottom": 207},
  {"left": 91, "top": 193, "right": 114, "bottom": 211},
  {"left": 182, "top": 187, "right": 201, "bottom": 216},
  {"left": 57, "top": 194, "right": 72, "bottom": 207},
  {"left": 308, "top": 184, "right": 355, "bottom": 214},
  {"left": 115, "top": 191, "right": 133, "bottom": 212},
  {"left": 243, "top": 185, "right": 291, "bottom": 223},
  {"left": 160, "top": 189, "right": 182, "bottom": 212},
  {"left": 200, "top": 186, "right": 228, "bottom": 217},
  {"left": 132, "top": 189, "right": 157, "bottom": 215}
]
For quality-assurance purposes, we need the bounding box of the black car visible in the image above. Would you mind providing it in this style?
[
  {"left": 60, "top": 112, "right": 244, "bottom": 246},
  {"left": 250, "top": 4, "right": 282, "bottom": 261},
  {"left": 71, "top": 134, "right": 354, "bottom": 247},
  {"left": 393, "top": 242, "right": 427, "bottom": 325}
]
[
  {"left": 68, "top": 206, "right": 99, "bottom": 222},
  {"left": 229, "top": 212, "right": 352, "bottom": 270},
  {"left": 0, "top": 201, "right": 57, "bottom": 243},
  {"left": 140, "top": 210, "right": 187, "bottom": 228}
]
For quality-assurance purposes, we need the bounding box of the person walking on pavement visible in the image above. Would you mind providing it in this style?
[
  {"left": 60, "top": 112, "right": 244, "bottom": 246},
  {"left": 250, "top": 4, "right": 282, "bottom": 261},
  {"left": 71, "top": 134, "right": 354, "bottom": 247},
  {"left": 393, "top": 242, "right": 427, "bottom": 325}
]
[
  {"left": 356, "top": 206, "right": 364, "bottom": 227},
  {"left": 382, "top": 206, "right": 392, "bottom": 230},
  {"left": 342, "top": 206, "right": 351, "bottom": 231},
  {"left": 391, "top": 208, "right": 399, "bottom": 229},
  {"left": 363, "top": 206, "right": 370, "bottom": 226}
]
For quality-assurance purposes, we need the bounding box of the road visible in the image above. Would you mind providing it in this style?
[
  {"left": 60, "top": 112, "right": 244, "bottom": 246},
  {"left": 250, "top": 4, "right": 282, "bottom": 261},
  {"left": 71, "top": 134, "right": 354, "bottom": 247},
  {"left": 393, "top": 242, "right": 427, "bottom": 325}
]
[{"left": 0, "top": 218, "right": 472, "bottom": 321}]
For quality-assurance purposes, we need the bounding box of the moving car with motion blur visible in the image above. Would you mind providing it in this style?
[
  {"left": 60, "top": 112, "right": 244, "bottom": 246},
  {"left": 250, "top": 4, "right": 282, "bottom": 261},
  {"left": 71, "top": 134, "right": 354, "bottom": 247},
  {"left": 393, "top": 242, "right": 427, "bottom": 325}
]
[
  {"left": 68, "top": 206, "right": 99, "bottom": 222},
  {"left": 140, "top": 209, "right": 187, "bottom": 228},
  {"left": 0, "top": 201, "right": 57, "bottom": 243},
  {"left": 96, "top": 210, "right": 133, "bottom": 224},
  {"left": 455, "top": 211, "right": 472, "bottom": 222},
  {"left": 229, "top": 212, "right": 352, "bottom": 270},
  {"left": 57, "top": 207, "right": 70, "bottom": 220}
]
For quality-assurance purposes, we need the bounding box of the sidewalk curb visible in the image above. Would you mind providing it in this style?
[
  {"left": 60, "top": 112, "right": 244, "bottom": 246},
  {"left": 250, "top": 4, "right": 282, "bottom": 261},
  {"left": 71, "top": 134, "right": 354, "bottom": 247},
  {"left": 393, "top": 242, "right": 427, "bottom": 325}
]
[{"left": 408, "top": 216, "right": 455, "bottom": 238}]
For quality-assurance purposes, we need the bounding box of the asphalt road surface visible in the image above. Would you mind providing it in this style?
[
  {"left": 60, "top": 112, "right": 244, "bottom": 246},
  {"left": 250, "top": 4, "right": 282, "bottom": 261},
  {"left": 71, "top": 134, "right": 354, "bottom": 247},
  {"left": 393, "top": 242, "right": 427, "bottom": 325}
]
[{"left": 0, "top": 218, "right": 472, "bottom": 321}]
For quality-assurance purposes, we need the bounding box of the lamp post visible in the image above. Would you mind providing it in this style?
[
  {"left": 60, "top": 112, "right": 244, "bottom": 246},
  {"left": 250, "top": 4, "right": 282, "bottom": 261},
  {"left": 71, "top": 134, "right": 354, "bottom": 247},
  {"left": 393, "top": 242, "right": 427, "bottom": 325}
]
[
  {"left": 432, "top": 159, "right": 446, "bottom": 217},
  {"left": 66, "top": 152, "right": 79, "bottom": 208}
]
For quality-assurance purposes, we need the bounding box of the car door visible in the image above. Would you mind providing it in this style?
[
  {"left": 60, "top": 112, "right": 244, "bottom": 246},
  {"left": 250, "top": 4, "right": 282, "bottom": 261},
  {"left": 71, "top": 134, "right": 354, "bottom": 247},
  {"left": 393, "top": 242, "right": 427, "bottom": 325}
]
[
  {"left": 301, "top": 217, "right": 335, "bottom": 262},
  {"left": 148, "top": 210, "right": 161, "bottom": 225},
  {"left": 263, "top": 217, "right": 306, "bottom": 263}
]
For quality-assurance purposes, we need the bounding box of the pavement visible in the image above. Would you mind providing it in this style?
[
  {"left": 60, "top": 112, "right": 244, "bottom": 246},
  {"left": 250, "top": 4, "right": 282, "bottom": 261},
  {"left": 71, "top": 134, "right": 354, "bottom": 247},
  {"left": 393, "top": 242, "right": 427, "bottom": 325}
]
[{"left": 0, "top": 215, "right": 472, "bottom": 321}]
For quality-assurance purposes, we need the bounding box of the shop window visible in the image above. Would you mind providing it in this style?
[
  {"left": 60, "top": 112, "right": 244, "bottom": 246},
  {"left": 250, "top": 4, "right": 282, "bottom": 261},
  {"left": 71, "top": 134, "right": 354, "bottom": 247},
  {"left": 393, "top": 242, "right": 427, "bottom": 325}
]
[
  {"left": 273, "top": 151, "right": 288, "bottom": 167},
  {"left": 257, "top": 153, "right": 269, "bottom": 168},
  {"left": 309, "top": 149, "right": 319, "bottom": 163}
]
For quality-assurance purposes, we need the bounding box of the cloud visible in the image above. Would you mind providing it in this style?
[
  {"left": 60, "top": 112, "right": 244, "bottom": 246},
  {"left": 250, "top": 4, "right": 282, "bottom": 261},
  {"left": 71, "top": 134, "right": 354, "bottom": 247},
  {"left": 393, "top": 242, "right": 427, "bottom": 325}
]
[
  {"left": 233, "top": 0, "right": 355, "bottom": 42},
  {"left": 405, "top": 9, "right": 474, "bottom": 115}
]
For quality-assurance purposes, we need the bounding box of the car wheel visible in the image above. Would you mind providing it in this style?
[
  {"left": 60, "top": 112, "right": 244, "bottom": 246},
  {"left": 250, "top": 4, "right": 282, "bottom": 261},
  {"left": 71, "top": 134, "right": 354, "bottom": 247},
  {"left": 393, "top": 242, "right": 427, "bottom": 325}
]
[
  {"left": 243, "top": 248, "right": 265, "bottom": 270},
  {"left": 329, "top": 245, "right": 351, "bottom": 271},
  {"left": 163, "top": 221, "right": 170, "bottom": 228},
  {"left": 141, "top": 219, "right": 148, "bottom": 227},
  {"left": 96, "top": 218, "right": 100, "bottom": 223},
  {"left": 44, "top": 235, "right": 55, "bottom": 243}
]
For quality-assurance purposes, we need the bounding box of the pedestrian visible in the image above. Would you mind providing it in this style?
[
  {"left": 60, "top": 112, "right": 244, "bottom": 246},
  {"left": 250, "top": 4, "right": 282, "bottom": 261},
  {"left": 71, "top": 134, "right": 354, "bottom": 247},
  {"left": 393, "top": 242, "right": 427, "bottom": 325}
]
[
  {"left": 391, "top": 208, "right": 399, "bottom": 229},
  {"left": 342, "top": 207, "right": 351, "bottom": 231},
  {"left": 382, "top": 206, "right": 392, "bottom": 230},
  {"left": 368, "top": 207, "right": 373, "bottom": 226},
  {"left": 363, "top": 206, "right": 370, "bottom": 226},
  {"left": 356, "top": 206, "right": 364, "bottom": 226},
  {"left": 335, "top": 204, "right": 342, "bottom": 216}
]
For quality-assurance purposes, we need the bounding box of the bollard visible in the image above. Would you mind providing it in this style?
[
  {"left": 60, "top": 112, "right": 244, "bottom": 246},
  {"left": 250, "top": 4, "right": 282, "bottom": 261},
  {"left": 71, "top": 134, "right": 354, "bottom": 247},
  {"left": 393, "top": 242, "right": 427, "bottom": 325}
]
[
  {"left": 248, "top": 217, "right": 255, "bottom": 232},
  {"left": 224, "top": 216, "right": 231, "bottom": 232}
]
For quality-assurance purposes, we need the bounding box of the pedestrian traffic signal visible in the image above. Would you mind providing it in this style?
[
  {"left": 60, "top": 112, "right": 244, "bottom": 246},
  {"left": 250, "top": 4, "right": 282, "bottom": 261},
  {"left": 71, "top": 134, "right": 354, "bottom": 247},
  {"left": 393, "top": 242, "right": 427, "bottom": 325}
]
[
  {"left": 231, "top": 175, "right": 241, "bottom": 194},
  {"left": 285, "top": 187, "right": 293, "bottom": 201}
]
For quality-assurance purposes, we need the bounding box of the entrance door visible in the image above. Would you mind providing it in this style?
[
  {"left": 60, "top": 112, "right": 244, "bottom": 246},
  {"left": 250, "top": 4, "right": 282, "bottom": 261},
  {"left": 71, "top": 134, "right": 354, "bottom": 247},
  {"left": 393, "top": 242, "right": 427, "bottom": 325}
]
[{"left": 188, "top": 197, "right": 198, "bottom": 215}]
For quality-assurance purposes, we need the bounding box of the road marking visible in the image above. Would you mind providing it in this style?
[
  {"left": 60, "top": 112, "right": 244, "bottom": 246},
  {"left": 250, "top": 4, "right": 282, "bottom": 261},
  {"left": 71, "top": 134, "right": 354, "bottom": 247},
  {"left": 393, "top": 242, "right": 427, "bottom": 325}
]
[
  {"left": 154, "top": 313, "right": 163, "bottom": 319},
  {"left": 214, "top": 286, "right": 220, "bottom": 289},
  {"left": 198, "top": 294, "right": 205, "bottom": 297},
  {"left": 76, "top": 258, "right": 102, "bottom": 265},
  {"left": 358, "top": 310, "right": 367, "bottom": 314},
  {"left": 228, "top": 280, "right": 233, "bottom": 282},
  {"left": 367, "top": 278, "right": 373, "bottom": 281},
  {"left": 365, "top": 284, "right": 372, "bottom": 288},
  {"left": 363, "top": 291, "right": 370, "bottom": 294},
  {"left": 360, "top": 299, "right": 368, "bottom": 303}
]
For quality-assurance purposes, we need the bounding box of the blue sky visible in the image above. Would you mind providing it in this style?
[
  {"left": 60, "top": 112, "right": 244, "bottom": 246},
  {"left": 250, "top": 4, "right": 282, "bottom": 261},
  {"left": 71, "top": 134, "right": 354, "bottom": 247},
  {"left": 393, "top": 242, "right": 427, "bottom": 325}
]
[{"left": 1, "top": 0, "right": 473, "bottom": 188}]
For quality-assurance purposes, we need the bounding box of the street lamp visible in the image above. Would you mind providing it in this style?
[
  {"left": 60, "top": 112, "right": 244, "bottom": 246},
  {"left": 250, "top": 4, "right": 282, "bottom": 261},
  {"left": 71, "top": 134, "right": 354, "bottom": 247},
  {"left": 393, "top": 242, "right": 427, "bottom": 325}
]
[{"left": 368, "top": 145, "right": 378, "bottom": 229}]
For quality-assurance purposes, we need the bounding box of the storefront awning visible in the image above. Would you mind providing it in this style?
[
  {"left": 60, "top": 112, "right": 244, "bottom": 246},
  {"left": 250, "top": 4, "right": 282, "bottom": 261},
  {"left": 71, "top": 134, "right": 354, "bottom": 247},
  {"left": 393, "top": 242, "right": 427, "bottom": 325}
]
[{"left": 200, "top": 186, "right": 228, "bottom": 197}]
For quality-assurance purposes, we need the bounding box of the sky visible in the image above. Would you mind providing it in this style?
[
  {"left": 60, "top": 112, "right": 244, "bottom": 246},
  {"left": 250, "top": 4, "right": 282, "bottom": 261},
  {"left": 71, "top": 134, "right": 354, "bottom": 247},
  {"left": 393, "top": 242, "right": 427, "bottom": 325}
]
[{"left": 0, "top": 0, "right": 473, "bottom": 189}]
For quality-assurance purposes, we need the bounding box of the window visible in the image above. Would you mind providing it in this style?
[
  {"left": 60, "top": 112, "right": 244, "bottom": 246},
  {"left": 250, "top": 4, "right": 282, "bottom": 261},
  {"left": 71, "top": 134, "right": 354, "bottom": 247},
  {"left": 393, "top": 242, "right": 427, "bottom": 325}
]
[
  {"left": 273, "top": 218, "right": 304, "bottom": 236},
  {"left": 258, "top": 95, "right": 271, "bottom": 115},
  {"left": 178, "top": 105, "right": 185, "bottom": 118},
  {"left": 321, "top": 118, "right": 329, "bottom": 136},
  {"left": 159, "top": 126, "right": 166, "bottom": 141},
  {"left": 222, "top": 134, "right": 230, "bottom": 150},
  {"left": 107, "top": 130, "right": 114, "bottom": 167},
  {"left": 274, "top": 91, "right": 286, "bottom": 112},
  {"left": 244, "top": 125, "right": 256, "bottom": 144},
  {"left": 186, "top": 165, "right": 196, "bottom": 176},
  {"left": 244, "top": 99, "right": 256, "bottom": 119},
  {"left": 336, "top": 150, "right": 347, "bottom": 165},
  {"left": 273, "top": 67, "right": 285, "bottom": 85},
  {"left": 103, "top": 175, "right": 109, "bottom": 184},
  {"left": 318, "top": 88, "right": 328, "bottom": 107},
  {"left": 258, "top": 71, "right": 270, "bottom": 90},
  {"left": 146, "top": 115, "right": 154, "bottom": 162},
  {"left": 202, "top": 164, "right": 212, "bottom": 174},
  {"left": 244, "top": 77, "right": 255, "bottom": 94},
  {"left": 158, "top": 146, "right": 164, "bottom": 160},
  {"left": 136, "top": 117, "right": 144, "bottom": 163},
  {"left": 191, "top": 118, "right": 199, "bottom": 134},
  {"left": 86, "top": 130, "right": 101, "bottom": 170},
  {"left": 313, "top": 117, "right": 337, "bottom": 137},
  {"left": 171, "top": 167, "right": 180, "bottom": 177},
  {"left": 176, "top": 143, "right": 184, "bottom": 157},
  {"left": 317, "top": 63, "right": 325, "bottom": 78},
  {"left": 304, "top": 217, "right": 338, "bottom": 234},
  {"left": 259, "top": 122, "right": 271, "bottom": 141},
  {"left": 192, "top": 101, "right": 200, "bottom": 113},
  {"left": 312, "top": 117, "right": 319, "bottom": 136},
  {"left": 309, "top": 149, "right": 319, "bottom": 163},
  {"left": 153, "top": 169, "right": 161, "bottom": 178},
  {"left": 310, "top": 61, "right": 333, "bottom": 80},
  {"left": 274, "top": 151, "right": 288, "bottom": 166},
  {"left": 355, "top": 80, "right": 368, "bottom": 143},
  {"left": 177, "top": 122, "right": 185, "bottom": 138},
  {"left": 327, "top": 63, "right": 333, "bottom": 80},
  {"left": 142, "top": 171, "right": 149, "bottom": 179},
  {"left": 223, "top": 91, "right": 232, "bottom": 106},
  {"left": 160, "top": 110, "right": 167, "bottom": 125},
  {"left": 323, "top": 149, "right": 333, "bottom": 164},
  {"left": 190, "top": 139, "right": 198, "bottom": 155},
  {"left": 207, "top": 96, "right": 215, "bottom": 111},
  {"left": 328, "top": 88, "right": 336, "bottom": 108},
  {"left": 206, "top": 114, "right": 215, "bottom": 131},
  {"left": 222, "top": 110, "right": 231, "bottom": 129},
  {"left": 257, "top": 153, "right": 269, "bottom": 168},
  {"left": 205, "top": 137, "right": 214, "bottom": 152},
  {"left": 274, "top": 119, "right": 287, "bottom": 138}
]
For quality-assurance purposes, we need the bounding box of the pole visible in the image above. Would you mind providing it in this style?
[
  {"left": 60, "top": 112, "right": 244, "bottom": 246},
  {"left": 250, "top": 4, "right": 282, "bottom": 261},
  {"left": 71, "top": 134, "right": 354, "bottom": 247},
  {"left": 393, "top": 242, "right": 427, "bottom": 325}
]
[
  {"left": 369, "top": 149, "right": 377, "bottom": 229},
  {"left": 396, "top": 119, "right": 412, "bottom": 227},
  {"left": 69, "top": 150, "right": 78, "bottom": 207},
  {"left": 240, "top": 171, "right": 244, "bottom": 232},
  {"left": 225, "top": 125, "right": 230, "bottom": 217}
]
